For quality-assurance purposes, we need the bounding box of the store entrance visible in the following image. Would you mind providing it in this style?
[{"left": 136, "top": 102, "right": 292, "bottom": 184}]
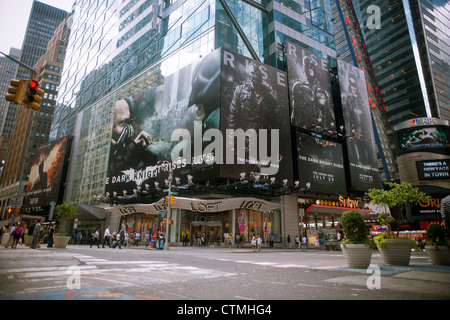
[{"left": 190, "top": 221, "right": 222, "bottom": 247}]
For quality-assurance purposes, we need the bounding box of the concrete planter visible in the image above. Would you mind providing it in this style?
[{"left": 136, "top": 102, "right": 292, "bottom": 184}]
[
  {"left": 24, "top": 235, "right": 33, "bottom": 246},
  {"left": 54, "top": 236, "right": 70, "bottom": 248},
  {"left": 378, "top": 239, "right": 412, "bottom": 266},
  {"left": 341, "top": 244, "right": 373, "bottom": 269},
  {"left": 425, "top": 245, "right": 450, "bottom": 266}
]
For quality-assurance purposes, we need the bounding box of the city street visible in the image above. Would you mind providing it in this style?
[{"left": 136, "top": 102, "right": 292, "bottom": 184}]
[{"left": 1, "top": 244, "right": 450, "bottom": 304}]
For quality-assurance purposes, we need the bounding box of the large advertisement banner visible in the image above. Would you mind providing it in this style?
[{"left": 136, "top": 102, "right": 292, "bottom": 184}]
[
  {"left": 296, "top": 132, "right": 346, "bottom": 194},
  {"left": 396, "top": 125, "right": 449, "bottom": 155},
  {"left": 338, "top": 59, "right": 381, "bottom": 191},
  {"left": 220, "top": 49, "right": 293, "bottom": 184},
  {"left": 106, "top": 49, "right": 221, "bottom": 194},
  {"left": 25, "top": 136, "right": 69, "bottom": 207},
  {"left": 286, "top": 41, "right": 336, "bottom": 134}
]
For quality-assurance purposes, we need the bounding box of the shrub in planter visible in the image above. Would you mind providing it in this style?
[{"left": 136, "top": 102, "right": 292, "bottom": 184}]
[
  {"left": 373, "top": 215, "right": 416, "bottom": 266},
  {"left": 339, "top": 210, "right": 374, "bottom": 269},
  {"left": 425, "top": 223, "right": 450, "bottom": 266}
]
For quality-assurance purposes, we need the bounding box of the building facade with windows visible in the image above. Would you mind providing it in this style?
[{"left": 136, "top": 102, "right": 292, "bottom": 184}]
[{"left": 9, "top": 0, "right": 406, "bottom": 247}]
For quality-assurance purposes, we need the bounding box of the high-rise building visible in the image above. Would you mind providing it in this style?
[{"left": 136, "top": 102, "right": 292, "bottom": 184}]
[
  {"left": 41, "top": 0, "right": 389, "bottom": 246},
  {"left": 0, "top": 5, "right": 70, "bottom": 220},
  {"left": 0, "top": 48, "right": 20, "bottom": 136},
  {"left": 9, "top": 0, "right": 443, "bottom": 246},
  {"left": 1, "top": 0, "right": 68, "bottom": 138}
]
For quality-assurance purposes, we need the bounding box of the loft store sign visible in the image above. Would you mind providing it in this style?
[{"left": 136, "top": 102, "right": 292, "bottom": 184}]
[{"left": 110, "top": 197, "right": 280, "bottom": 215}]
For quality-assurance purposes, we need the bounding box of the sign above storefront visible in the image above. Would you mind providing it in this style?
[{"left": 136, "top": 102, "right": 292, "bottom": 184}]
[{"left": 104, "top": 197, "right": 281, "bottom": 216}]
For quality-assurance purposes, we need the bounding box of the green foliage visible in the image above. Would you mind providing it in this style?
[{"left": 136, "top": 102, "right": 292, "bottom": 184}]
[
  {"left": 54, "top": 203, "right": 78, "bottom": 221},
  {"left": 340, "top": 210, "right": 374, "bottom": 247},
  {"left": 27, "top": 223, "right": 35, "bottom": 235},
  {"left": 369, "top": 182, "right": 428, "bottom": 208},
  {"left": 426, "top": 223, "right": 448, "bottom": 246},
  {"left": 55, "top": 232, "right": 70, "bottom": 237}
]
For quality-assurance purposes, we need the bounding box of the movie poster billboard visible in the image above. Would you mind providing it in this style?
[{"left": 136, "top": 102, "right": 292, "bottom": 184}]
[
  {"left": 220, "top": 49, "right": 293, "bottom": 184},
  {"left": 394, "top": 118, "right": 450, "bottom": 155},
  {"left": 25, "top": 136, "right": 70, "bottom": 207},
  {"left": 106, "top": 49, "right": 221, "bottom": 194},
  {"left": 296, "top": 132, "right": 346, "bottom": 194},
  {"left": 286, "top": 41, "right": 336, "bottom": 134},
  {"left": 338, "top": 59, "right": 381, "bottom": 191}
]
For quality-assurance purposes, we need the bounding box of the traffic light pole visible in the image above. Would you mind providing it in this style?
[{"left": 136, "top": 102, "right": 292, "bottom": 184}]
[{"left": 0, "top": 51, "right": 36, "bottom": 77}]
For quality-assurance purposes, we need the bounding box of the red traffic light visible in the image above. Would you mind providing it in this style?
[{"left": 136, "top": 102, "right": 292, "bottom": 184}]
[{"left": 30, "top": 80, "right": 38, "bottom": 88}]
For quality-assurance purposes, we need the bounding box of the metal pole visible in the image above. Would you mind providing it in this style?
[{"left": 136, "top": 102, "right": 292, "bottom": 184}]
[
  {"left": 164, "top": 168, "right": 173, "bottom": 250},
  {"left": 0, "top": 51, "right": 36, "bottom": 77}
]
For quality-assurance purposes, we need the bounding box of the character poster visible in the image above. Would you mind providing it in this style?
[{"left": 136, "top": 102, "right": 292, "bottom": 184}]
[
  {"left": 286, "top": 41, "right": 336, "bottom": 134},
  {"left": 397, "top": 126, "right": 449, "bottom": 155},
  {"left": 338, "top": 59, "right": 381, "bottom": 191},
  {"left": 106, "top": 49, "right": 221, "bottom": 194},
  {"left": 296, "top": 132, "right": 347, "bottom": 194},
  {"left": 25, "top": 136, "right": 69, "bottom": 207},
  {"left": 220, "top": 49, "right": 293, "bottom": 184}
]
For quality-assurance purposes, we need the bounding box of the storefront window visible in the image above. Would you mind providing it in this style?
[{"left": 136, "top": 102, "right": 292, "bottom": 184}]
[{"left": 235, "top": 209, "right": 281, "bottom": 243}]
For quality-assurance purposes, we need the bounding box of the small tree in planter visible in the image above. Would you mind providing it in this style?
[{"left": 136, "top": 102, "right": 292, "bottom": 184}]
[
  {"left": 425, "top": 223, "right": 450, "bottom": 266},
  {"left": 339, "top": 210, "right": 374, "bottom": 269},
  {"left": 54, "top": 203, "right": 78, "bottom": 248},
  {"left": 369, "top": 182, "right": 427, "bottom": 266}
]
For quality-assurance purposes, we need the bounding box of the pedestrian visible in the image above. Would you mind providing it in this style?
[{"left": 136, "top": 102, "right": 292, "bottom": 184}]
[
  {"left": 182, "top": 232, "right": 188, "bottom": 246},
  {"left": 257, "top": 235, "right": 262, "bottom": 252},
  {"left": 47, "top": 224, "right": 55, "bottom": 248},
  {"left": 76, "top": 232, "right": 82, "bottom": 245},
  {"left": 295, "top": 235, "right": 300, "bottom": 249},
  {"left": 251, "top": 236, "right": 257, "bottom": 253},
  {"left": 135, "top": 231, "right": 140, "bottom": 246},
  {"left": 31, "top": 221, "right": 41, "bottom": 249},
  {"left": 302, "top": 235, "right": 307, "bottom": 251},
  {"left": 315, "top": 238, "right": 320, "bottom": 249},
  {"left": 235, "top": 234, "right": 240, "bottom": 248},
  {"left": 90, "top": 229, "right": 100, "bottom": 248},
  {"left": 102, "top": 226, "right": 111, "bottom": 248},
  {"left": 118, "top": 227, "right": 125, "bottom": 249},
  {"left": 270, "top": 233, "right": 275, "bottom": 248},
  {"left": 5, "top": 223, "right": 16, "bottom": 248},
  {"left": 125, "top": 232, "right": 129, "bottom": 247},
  {"left": 12, "top": 223, "right": 22, "bottom": 248},
  {"left": 228, "top": 233, "right": 233, "bottom": 250},
  {"left": 145, "top": 231, "right": 150, "bottom": 247},
  {"left": 287, "top": 234, "right": 291, "bottom": 248}
]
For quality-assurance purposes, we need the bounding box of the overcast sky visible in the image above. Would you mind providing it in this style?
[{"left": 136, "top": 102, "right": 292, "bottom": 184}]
[{"left": 0, "top": 0, "right": 75, "bottom": 55}]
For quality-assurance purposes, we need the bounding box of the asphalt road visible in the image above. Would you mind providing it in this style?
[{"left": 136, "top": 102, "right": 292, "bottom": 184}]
[{"left": 1, "top": 244, "right": 449, "bottom": 307}]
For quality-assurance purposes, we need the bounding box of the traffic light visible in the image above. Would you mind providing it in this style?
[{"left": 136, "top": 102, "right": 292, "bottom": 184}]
[
  {"left": 23, "top": 79, "right": 44, "bottom": 110},
  {"left": 164, "top": 196, "right": 168, "bottom": 206},
  {"left": 7, "top": 207, "right": 15, "bottom": 215},
  {"left": 5, "top": 79, "right": 26, "bottom": 104},
  {"left": 170, "top": 195, "right": 175, "bottom": 205}
]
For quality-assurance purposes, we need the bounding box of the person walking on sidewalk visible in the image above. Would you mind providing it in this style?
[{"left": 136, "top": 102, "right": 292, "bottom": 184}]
[
  {"left": 47, "top": 224, "right": 55, "bottom": 248},
  {"left": 12, "top": 223, "right": 22, "bottom": 248},
  {"left": 30, "top": 221, "right": 41, "bottom": 249},
  {"left": 90, "top": 229, "right": 100, "bottom": 248},
  {"left": 4, "top": 223, "right": 16, "bottom": 248},
  {"left": 257, "top": 235, "right": 262, "bottom": 252},
  {"left": 102, "top": 226, "right": 111, "bottom": 248}
]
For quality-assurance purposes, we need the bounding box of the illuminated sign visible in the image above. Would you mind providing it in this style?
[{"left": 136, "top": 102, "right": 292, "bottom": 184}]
[{"left": 416, "top": 160, "right": 450, "bottom": 180}]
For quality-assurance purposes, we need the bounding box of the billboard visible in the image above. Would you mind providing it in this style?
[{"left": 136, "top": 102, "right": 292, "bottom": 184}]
[
  {"left": 25, "top": 136, "right": 70, "bottom": 207},
  {"left": 296, "top": 132, "right": 346, "bottom": 194},
  {"left": 394, "top": 118, "right": 450, "bottom": 155},
  {"left": 106, "top": 48, "right": 293, "bottom": 195},
  {"left": 338, "top": 59, "right": 381, "bottom": 191},
  {"left": 220, "top": 49, "right": 293, "bottom": 184},
  {"left": 286, "top": 41, "right": 336, "bottom": 134},
  {"left": 106, "top": 49, "right": 221, "bottom": 194}
]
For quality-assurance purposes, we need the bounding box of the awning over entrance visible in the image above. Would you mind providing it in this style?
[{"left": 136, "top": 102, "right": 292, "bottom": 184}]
[
  {"left": 305, "top": 204, "right": 372, "bottom": 216},
  {"left": 102, "top": 197, "right": 281, "bottom": 216}
]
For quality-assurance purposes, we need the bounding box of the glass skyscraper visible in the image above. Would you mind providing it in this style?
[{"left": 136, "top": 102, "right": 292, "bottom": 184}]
[{"left": 51, "top": 0, "right": 342, "bottom": 205}]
